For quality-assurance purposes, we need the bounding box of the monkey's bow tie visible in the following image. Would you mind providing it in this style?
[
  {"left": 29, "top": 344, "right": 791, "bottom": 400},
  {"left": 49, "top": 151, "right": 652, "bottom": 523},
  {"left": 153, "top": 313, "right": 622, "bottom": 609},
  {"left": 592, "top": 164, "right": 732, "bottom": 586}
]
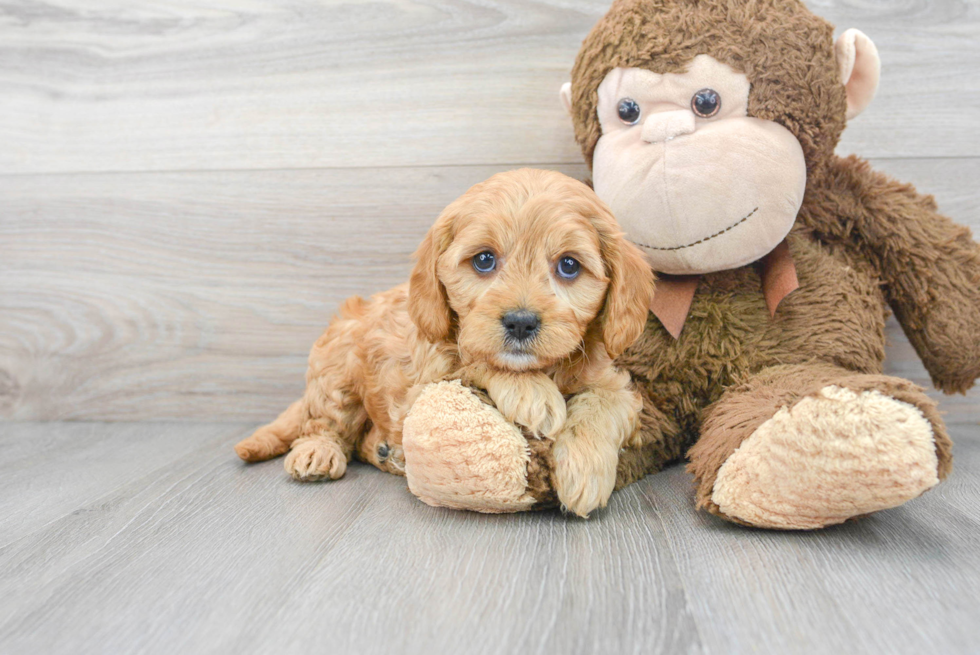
[{"left": 649, "top": 240, "right": 799, "bottom": 339}]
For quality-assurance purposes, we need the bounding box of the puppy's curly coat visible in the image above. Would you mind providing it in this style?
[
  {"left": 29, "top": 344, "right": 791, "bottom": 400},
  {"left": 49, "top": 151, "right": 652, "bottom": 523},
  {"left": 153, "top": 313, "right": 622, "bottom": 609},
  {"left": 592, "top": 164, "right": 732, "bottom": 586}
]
[{"left": 235, "top": 169, "right": 653, "bottom": 516}]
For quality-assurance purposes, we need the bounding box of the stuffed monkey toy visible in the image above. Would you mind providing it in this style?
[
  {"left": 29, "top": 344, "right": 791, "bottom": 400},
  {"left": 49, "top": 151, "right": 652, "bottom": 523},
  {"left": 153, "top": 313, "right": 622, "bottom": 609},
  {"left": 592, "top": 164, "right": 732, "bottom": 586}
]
[{"left": 402, "top": 0, "right": 980, "bottom": 529}]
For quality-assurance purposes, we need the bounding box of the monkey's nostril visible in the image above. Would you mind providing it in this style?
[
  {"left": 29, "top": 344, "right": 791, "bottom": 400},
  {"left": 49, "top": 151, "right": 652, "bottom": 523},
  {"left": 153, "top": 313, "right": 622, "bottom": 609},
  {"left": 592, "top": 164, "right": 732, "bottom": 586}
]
[{"left": 502, "top": 310, "right": 541, "bottom": 342}]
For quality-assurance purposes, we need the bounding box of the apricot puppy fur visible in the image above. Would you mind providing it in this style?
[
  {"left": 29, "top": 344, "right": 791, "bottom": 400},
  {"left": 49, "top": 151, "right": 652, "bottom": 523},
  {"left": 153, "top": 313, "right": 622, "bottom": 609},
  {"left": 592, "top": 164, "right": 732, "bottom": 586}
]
[{"left": 234, "top": 168, "right": 653, "bottom": 517}]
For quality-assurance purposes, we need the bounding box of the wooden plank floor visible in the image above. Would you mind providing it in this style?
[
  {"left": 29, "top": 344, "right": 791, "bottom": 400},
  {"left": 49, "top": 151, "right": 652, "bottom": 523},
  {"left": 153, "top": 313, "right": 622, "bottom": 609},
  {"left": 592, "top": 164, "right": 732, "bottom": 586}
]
[{"left": 1, "top": 421, "right": 978, "bottom": 655}]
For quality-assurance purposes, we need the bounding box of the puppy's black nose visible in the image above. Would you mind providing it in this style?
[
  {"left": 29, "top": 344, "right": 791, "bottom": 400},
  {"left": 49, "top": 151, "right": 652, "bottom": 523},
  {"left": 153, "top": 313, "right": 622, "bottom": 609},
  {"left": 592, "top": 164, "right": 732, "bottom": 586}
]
[{"left": 502, "top": 310, "right": 541, "bottom": 342}]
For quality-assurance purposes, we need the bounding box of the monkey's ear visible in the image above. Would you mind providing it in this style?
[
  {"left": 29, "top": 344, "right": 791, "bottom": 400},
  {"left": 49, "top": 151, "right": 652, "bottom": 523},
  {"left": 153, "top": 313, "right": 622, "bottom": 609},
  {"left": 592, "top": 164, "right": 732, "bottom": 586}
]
[
  {"left": 408, "top": 212, "right": 455, "bottom": 343},
  {"left": 835, "top": 28, "right": 880, "bottom": 120},
  {"left": 560, "top": 82, "right": 573, "bottom": 115}
]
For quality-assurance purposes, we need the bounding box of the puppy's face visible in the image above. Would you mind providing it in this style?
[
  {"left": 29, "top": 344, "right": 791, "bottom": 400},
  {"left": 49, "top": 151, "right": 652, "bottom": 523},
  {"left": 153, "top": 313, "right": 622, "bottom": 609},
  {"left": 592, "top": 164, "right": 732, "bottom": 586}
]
[
  {"left": 441, "top": 196, "right": 607, "bottom": 370},
  {"left": 410, "top": 169, "right": 652, "bottom": 372}
]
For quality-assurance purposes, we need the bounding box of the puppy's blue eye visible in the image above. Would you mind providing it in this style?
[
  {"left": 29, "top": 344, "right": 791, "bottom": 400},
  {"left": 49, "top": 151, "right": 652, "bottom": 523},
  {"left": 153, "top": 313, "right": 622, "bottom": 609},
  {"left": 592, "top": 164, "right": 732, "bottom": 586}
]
[
  {"left": 557, "top": 256, "right": 581, "bottom": 280},
  {"left": 618, "top": 98, "right": 641, "bottom": 125},
  {"left": 472, "top": 251, "right": 496, "bottom": 274}
]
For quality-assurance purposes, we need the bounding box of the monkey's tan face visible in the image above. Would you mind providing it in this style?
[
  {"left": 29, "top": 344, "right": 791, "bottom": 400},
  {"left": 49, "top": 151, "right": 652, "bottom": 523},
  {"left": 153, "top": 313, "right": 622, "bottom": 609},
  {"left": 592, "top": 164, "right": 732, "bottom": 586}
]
[
  {"left": 592, "top": 55, "right": 807, "bottom": 274},
  {"left": 436, "top": 196, "right": 609, "bottom": 372}
]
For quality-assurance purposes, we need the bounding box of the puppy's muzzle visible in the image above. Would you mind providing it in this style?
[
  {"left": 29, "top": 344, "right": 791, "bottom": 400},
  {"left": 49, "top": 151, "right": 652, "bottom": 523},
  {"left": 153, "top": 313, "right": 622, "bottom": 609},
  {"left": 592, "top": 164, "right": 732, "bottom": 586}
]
[{"left": 501, "top": 310, "right": 540, "bottom": 344}]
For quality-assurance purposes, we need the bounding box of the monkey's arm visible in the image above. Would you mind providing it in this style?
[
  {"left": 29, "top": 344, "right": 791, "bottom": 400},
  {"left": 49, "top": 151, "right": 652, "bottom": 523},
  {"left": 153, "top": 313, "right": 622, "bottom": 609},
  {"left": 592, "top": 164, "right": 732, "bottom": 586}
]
[{"left": 808, "top": 155, "right": 980, "bottom": 393}]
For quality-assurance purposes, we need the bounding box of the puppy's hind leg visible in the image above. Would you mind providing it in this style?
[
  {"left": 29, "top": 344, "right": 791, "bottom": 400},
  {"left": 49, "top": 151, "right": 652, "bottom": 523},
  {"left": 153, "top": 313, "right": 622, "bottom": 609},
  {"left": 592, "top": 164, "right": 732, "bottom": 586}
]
[
  {"left": 235, "top": 399, "right": 307, "bottom": 462},
  {"left": 285, "top": 317, "right": 369, "bottom": 482},
  {"left": 285, "top": 394, "right": 367, "bottom": 482}
]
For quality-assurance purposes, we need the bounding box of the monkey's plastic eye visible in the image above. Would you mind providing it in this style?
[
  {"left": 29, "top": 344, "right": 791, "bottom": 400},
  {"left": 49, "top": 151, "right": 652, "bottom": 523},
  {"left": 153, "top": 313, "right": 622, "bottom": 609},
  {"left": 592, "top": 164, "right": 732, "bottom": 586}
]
[
  {"left": 617, "top": 98, "right": 641, "bottom": 125},
  {"left": 377, "top": 443, "right": 389, "bottom": 461},
  {"left": 692, "top": 89, "right": 721, "bottom": 118},
  {"left": 472, "top": 251, "right": 496, "bottom": 274},
  {"left": 557, "top": 256, "right": 581, "bottom": 280}
]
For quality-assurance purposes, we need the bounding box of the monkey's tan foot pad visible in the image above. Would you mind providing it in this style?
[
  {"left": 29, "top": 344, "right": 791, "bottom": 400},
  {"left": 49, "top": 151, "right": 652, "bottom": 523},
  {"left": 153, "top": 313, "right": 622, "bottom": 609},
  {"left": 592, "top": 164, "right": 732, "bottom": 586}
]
[
  {"left": 403, "top": 380, "right": 537, "bottom": 513},
  {"left": 711, "top": 385, "right": 941, "bottom": 530}
]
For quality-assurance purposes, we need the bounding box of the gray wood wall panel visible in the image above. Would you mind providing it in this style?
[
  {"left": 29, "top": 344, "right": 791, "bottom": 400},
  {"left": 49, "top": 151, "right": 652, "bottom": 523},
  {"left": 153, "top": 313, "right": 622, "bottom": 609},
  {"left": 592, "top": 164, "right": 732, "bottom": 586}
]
[
  {"left": 0, "top": 164, "right": 581, "bottom": 420},
  {"left": 2, "top": 159, "right": 977, "bottom": 421},
  {"left": 1, "top": 0, "right": 978, "bottom": 423},
  {"left": 0, "top": 0, "right": 977, "bottom": 176}
]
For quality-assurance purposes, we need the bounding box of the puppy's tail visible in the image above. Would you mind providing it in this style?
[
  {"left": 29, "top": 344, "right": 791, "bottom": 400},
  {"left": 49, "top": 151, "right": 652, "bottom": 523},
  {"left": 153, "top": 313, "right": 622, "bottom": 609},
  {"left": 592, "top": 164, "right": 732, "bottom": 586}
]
[{"left": 234, "top": 399, "right": 307, "bottom": 462}]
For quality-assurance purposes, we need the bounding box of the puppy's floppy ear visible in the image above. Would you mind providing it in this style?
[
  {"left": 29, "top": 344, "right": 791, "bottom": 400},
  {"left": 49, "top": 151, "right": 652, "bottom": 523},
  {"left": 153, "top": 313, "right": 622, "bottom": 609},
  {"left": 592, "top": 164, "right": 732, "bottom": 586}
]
[
  {"left": 409, "top": 207, "right": 456, "bottom": 342},
  {"left": 592, "top": 203, "right": 654, "bottom": 358}
]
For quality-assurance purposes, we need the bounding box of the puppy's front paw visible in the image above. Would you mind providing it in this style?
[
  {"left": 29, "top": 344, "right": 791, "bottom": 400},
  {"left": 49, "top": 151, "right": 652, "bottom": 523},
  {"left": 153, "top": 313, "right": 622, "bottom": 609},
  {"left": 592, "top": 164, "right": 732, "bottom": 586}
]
[
  {"left": 493, "top": 379, "right": 567, "bottom": 439},
  {"left": 553, "top": 434, "right": 619, "bottom": 518},
  {"left": 284, "top": 438, "right": 347, "bottom": 481}
]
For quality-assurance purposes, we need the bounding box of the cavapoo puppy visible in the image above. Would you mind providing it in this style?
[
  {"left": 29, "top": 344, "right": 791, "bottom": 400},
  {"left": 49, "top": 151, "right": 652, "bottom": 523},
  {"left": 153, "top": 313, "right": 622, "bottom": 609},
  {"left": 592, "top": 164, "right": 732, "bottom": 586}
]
[{"left": 235, "top": 168, "right": 654, "bottom": 516}]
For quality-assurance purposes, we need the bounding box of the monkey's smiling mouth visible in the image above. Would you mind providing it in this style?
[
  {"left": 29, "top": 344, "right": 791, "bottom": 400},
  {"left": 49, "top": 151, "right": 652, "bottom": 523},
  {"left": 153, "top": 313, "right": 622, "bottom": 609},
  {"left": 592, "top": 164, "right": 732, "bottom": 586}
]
[{"left": 629, "top": 207, "right": 759, "bottom": 252}]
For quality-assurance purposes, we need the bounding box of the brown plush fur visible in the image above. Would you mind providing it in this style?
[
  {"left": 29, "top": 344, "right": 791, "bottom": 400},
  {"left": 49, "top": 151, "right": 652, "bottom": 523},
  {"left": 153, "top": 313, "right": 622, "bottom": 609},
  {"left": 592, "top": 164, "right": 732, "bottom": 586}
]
[
  {"left": 546, "top": 0, "right": 978, "bottom": 525},
  {"left": 236, "top": 169, "right": 653, "bottom": 508}
]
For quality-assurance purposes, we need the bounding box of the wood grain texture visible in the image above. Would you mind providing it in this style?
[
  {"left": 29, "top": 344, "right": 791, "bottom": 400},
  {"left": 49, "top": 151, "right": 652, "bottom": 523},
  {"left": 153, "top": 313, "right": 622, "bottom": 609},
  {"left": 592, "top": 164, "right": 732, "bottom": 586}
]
[
  {"left": 0, "top": 421, "right": 977, "bottom": 655},
  {"left": 643, "top": 422, "right": 980, "bottom": 655},
  {"left": 2, "top": 158, "right": 977, "bottom": 421},
  {"left": 1, "top": 2, "right": 978, "bottom": 653},
  {"left": 0, "top": 0, "right": 977, "bottom": 175},
  {"left": 0, "top": 421, "right": 246, "bottom": 546},
  {"left": 0, "top": 164, "right": 587, "bottom": 420}
]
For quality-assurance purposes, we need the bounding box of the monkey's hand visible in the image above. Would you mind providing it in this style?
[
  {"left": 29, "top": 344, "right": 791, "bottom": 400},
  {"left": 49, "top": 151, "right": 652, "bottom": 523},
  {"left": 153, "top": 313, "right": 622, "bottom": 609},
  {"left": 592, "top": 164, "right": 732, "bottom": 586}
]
[{"left": 897, "top": 292, "right": 980, "bottom": 395}]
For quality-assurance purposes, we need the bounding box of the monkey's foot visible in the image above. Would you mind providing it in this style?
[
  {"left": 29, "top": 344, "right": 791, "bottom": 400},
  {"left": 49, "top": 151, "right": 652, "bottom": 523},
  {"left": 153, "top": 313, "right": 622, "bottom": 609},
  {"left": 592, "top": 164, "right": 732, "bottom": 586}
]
[{"left": 710, "top": 385, "right": 941, "bottom": 530}]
